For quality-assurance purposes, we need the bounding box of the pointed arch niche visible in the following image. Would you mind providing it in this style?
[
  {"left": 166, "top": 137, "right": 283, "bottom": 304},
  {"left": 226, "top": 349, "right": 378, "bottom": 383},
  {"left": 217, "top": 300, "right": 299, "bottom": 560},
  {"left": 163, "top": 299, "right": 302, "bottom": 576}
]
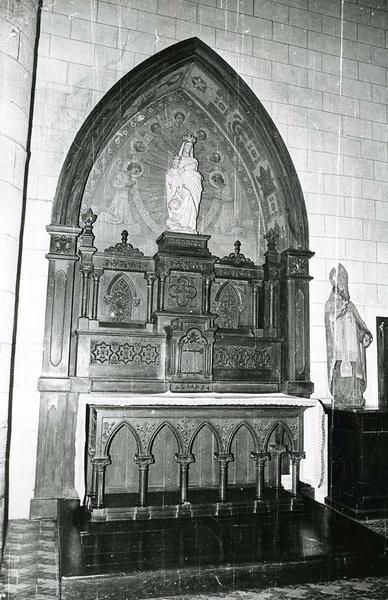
[
  {"left": 33, "top": 39, "right": 315, "bottom": 519},
  {"left": 51, "top": 37, "right": 309, "bottom": 258}
]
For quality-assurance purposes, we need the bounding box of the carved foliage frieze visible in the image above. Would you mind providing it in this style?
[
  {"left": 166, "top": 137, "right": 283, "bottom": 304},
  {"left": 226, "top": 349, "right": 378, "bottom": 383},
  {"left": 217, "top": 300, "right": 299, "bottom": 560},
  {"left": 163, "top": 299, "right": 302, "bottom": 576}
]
[
  {"left": 253, "top": 419, "right": 274, "bottom": 450},
  {"left": 101, "top": 419, "right": 120, "bottom": 444},
  {"left": 170, "top": 382, "right": 211, "bottom": 392},
  {"left": 215, "top": 267, "right": 255, "bottom": 279},
  {"left": 90, "top": 340, "right": 160, "bottom": 366},
  {"left": 103, "top": 258, "right": 144, "bottom": 270},
  {"left": 282, "top": 417, "right": 299, "bottom": 442},
  {"left": 134, "top": 421, "right": 159, "bottom": 452},
  {"left": 175, "top": 418, "right": 198, "bottom": 451},
  {"left": 169, "top": 258, "right": 204, "bottom": 273},
  {"left": 213, "top": 344, "right": 271, "bottom": 370},
  {"left": 212, "top": 419, "right": 240, "bottom": 452}
]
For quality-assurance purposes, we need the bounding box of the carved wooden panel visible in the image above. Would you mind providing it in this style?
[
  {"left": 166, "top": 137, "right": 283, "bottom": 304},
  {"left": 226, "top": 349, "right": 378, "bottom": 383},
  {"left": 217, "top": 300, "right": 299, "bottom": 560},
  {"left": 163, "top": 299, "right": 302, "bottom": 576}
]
[
  {"left": 148, "top": 425, "right": 180, "bottom": 490},
  {"left": 295, "top": 288, "right": 305, "bottom": 376},
  {"left": 104, "top": 276, "right": 134, "bottom": 322},
  {"left": 179, "top": 328, "right": 207, "bottom": 375},
  {"left": 84, "top": 335, "right": 165, "bottom": 379},
  {"left": 190, "top": 426, "right": 218, "bottom": 488},
  {"left": 105, "top": 424, "right": 138, "bottom": 493},
  {"left": 50, "top": 270, "right": 67, "bottom": 367},
  {"left": 214, "top": 344, "right": 271, "bottom": 370},
  {"left": 87, "top": 402, "right": 310, "bottom": 503},
  {"left": 90, "top": 340, "right": 160, "bottom": 366},
  {"left": 214, "top": 282, "right": 241, "bottom": 328},
  {"left": 166, "top": 273, "right": 200, "bottom": 312},
  {"left": 98, "top": 271, "right": 147, "bottom": 324},
  {"left": 229, "top": 425, "right": 256, "bottom": 485}
]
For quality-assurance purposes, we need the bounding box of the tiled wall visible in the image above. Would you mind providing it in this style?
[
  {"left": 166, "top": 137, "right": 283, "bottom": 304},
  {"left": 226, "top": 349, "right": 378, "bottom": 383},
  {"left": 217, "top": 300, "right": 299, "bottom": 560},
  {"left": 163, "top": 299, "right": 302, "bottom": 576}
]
[{"left": 9, "top": 0, "right": 388, "bottom": 517}]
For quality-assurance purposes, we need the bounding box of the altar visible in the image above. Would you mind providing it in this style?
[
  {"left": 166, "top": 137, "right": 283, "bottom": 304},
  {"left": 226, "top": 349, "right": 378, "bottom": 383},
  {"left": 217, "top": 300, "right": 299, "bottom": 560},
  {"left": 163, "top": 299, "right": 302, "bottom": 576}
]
[
  {"left": 33, "top": 40, "right": 316, "bottom": 524},
  {"left": 30, "top": 38, "right": 388, "bottom": 599},
  {"left": 79, "top": 393, "right": 314, "bottom": 520}
]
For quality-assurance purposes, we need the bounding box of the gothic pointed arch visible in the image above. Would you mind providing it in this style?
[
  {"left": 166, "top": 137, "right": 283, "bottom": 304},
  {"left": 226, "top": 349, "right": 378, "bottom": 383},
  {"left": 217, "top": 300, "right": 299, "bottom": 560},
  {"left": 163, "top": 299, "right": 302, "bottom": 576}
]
[
  {"left": 214, "top": 281, "right": 243, "bottom": 329},
  {"left": 50, "top": 37, "right": 309, "bottom": 260},
  {"left": 104, "top": 273, "right": 138, "bottom": 323}
]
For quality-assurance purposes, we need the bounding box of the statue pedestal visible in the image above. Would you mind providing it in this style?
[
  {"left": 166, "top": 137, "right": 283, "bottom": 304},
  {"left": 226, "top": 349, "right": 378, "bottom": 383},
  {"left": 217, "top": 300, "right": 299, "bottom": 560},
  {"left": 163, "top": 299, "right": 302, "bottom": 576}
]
[
  {"left": 156, "top": 231, "right": 212, "bottom": 257},
  {"left": 324, "top": 404, "right": 388, "bottom": 518}
]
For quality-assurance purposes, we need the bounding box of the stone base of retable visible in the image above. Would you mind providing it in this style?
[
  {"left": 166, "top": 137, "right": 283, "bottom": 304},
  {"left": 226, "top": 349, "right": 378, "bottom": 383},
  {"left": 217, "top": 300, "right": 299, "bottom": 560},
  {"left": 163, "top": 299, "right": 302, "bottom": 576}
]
[{"left": 59, "top": 496, "right": 388, "bottom": 600}]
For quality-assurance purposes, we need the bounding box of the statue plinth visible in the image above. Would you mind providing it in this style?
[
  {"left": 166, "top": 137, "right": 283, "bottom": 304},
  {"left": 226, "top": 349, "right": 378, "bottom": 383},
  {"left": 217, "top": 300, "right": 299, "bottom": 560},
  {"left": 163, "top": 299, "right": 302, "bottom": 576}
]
[{"left": 156, "top": 231, "right": 212, "bottom": 258}]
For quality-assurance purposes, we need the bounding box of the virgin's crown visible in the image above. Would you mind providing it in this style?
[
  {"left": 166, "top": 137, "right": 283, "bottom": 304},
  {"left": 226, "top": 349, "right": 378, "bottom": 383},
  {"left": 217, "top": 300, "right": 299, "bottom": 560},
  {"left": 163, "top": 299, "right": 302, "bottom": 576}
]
[{"left": 183, "top": 133, "right": 197, "bottom": 144}]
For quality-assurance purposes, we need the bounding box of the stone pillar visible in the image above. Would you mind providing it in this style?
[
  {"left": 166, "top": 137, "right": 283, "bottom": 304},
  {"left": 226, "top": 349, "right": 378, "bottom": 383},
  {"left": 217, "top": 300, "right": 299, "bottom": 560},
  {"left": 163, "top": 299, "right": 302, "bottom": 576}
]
[
  {"left": 214, "top": 453, "right": 234, "bottom": 502},
  {"left": 250, "top": 452, "right": 270, "bottom": 500},
  {"left": 145, "top": 271, "right": 157, "bottom": 324},
  {"left": 288, "top": 451, "right": 305, "bottom": 496},
  {"left": 158, "top": 273, "right": 167, "bottom": 311},
  {"left": 269, "top": 444, "right": 287, "bottom": 489},
  {"left": 280, "top": 249, "right": 314, "bottom": 397},
  {"left": 90, "top": 269, "right": 103, "bottom": 321},
  {"left": 93, "top": 457, "right": 111, "bottom": 509},
  {"left": 175, "top": 453, "right": 194, "bottom": 504},
  {"left": 203, "top": 274, "right": 213, "bottom": 315},
  {"left": 0, "top": 0, "right": 40, "bottom": 556},
  {"left": 134, "top": 454, "right": 154, "bottom": 507}
]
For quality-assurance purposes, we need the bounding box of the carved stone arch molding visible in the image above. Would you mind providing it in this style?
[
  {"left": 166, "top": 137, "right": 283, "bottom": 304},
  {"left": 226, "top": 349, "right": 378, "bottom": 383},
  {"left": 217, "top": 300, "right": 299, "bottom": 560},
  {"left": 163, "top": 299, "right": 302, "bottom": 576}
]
[{"left": 50, "top": 37, "right": 309, "bottom": 258}]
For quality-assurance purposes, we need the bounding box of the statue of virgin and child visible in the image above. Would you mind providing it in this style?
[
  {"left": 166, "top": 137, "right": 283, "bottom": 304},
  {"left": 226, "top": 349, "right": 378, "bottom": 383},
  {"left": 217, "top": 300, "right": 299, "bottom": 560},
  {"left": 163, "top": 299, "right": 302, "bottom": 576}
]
[{"left": 165, "top": 133, "right": 203, "bottom": 234}]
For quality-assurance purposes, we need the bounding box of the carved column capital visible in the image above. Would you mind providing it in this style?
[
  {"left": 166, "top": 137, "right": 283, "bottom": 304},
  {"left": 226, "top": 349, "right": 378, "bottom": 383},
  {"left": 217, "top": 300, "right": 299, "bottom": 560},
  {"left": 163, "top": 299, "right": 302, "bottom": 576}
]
[
  {"left": 92, "top": 268, "right": 104, "bottom": 280},
  {"left": 214, "top": 452, "right": 234, "bottom": 466},
  {"left": 251, "top": 281, "right": 262, "bottom": 293},
  {"left": 250, "top": 451, "right": 271, "bottom": 465},
  {"left": 288, "top": 451, "right": 305, "bottom": 465},
  {"left": 175, "top": 453, "right": 195, "bottom": 467},
  {"left": 92, "top": 456, "right": 110, "bottom": 470},
  {"left": 288, "top": 451, "right": 305, "bottom": 495},
  {"left": 80, "top": 264, "right": 93, "bottom": 275},
  {"left": 134, "top": 454, "right": 154, "bottom": 470},
  {"left": 145, "top": 271, "right": 158, "bottom": 285}
]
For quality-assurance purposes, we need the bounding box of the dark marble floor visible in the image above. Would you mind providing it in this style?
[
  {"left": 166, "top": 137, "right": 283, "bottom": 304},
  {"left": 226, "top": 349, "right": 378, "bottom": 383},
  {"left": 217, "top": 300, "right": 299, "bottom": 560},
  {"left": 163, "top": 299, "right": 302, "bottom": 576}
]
[
  {"left": 147, "top": 577, "right": 388, "bottom": 599},
  {"left": 59, "top": 495, "right": 388, "bottom": 599},
  {"left": 2, "top": 502, "right": 388, "bottom": 599}
]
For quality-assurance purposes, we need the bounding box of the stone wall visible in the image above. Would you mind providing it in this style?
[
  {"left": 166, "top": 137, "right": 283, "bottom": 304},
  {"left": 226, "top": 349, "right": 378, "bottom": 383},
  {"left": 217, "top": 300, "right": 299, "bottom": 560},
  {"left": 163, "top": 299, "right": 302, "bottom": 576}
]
[
  {"left": 0, "top": 0, "right": 39, "bottom": 543},
  {"left": 8, "top": 0, "right": 388, "bottom": 517}
]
